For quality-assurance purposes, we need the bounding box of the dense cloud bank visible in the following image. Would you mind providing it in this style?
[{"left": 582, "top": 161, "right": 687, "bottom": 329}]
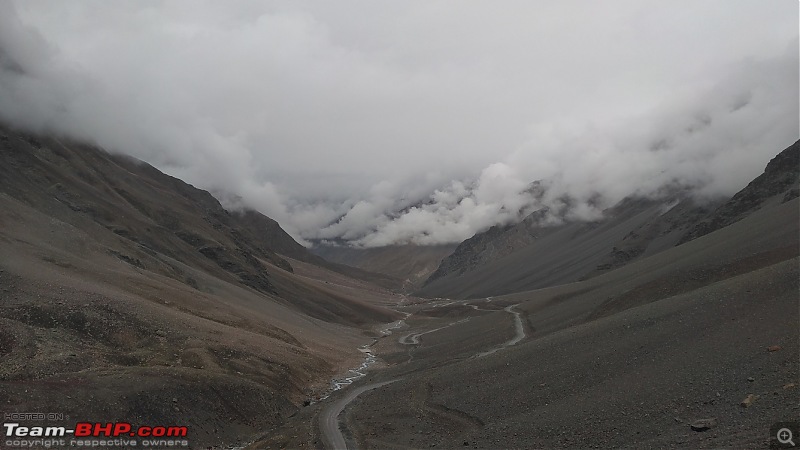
[{"left": 0, "top": 1, "right": 797, "bottom": 246}]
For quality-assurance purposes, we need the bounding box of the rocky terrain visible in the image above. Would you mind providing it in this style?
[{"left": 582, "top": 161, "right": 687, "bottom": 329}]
[
  {"left": 253, "top": 139, "right": 799, "bottom": 449},
  {"left": 312, "top": 244, "right": 456, "bottom": 289},
  {"left": 0, "top": 124, "right": 403, "bottom": 448},
  {"left": 679, "top": 139, "right": 800, "bottom": 244},
  {"left": 1, "top": 123, "right": 797, "bottom": 449},
  {"left": 419, "top": 140, "right": 798, "bottom": 299}
]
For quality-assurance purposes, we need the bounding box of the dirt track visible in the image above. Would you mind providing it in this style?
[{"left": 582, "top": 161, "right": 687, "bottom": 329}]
[{"left": 319, "top": 380, "right": 398, "bottom": 450}]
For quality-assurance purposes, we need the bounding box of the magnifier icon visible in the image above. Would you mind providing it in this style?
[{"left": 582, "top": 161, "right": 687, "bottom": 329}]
[{"left": 778, "top": 428, "right": 796, "bottom": 447}]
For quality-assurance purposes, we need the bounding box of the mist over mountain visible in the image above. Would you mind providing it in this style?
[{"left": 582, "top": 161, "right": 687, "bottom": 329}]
[
  {"left": 0, "top": 1, "right": 796, "bottom": 248},
  {"left": 2, "top": 3, "right": 798, "bottom": 448}
]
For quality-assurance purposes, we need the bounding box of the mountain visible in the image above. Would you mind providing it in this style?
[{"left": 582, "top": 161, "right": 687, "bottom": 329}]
[
  {"left": 678, "top": 139, "right": 800, "bottom": 244},
  {"left": 263, "top": 139, "right": 799, "bottom": 449},
  {"left": 231, "top": 209, "right": 406, "bottom": 292},
  {"left": 0, "top": 124, "right": 402, "bottom": 448},
  {"left": 312, "top": 244, "right": 456, "bottom": 289},
  {"left": 419, "top": 195, "right": 717, "bottom": 299},
  {"left": 419, "top": 140, "right": 799, "bottom": 299},
  {"left": 336, "top": 208, "right": 799, "bottom": 448},
  {"left": 585, "top": 195, "right": 717, "bottom": 276},
  {"left": 3, "top": 122, "right": 797, "bottom": 449}
]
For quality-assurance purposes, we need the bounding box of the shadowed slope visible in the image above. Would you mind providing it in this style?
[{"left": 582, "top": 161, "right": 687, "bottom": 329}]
[
  {"left": 420, "top": 140, "right": 799, "bottom": 299},
  {"left": 258, "top": 189, "right": 799, "bottom": 449},
  {"left": 0, "top": 125, "right": 401, "bottom": 448},
  {"left": 340, "top": 193, "right": 799, "bottom": 449},
  {"left": 312, "top": 244, "right": 455, "bottom": 289},
  {"left": 679, "top": 139, "right": 799, "bottom": 244}
]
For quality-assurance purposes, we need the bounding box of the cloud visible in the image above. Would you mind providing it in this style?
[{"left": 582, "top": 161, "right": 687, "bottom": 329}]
[
  {"left": 308, "top": 43, "right": 799, "bottom": 246},
  {"left": 512, "top": 45, "right": 799, "bottom": 203},
  {"left": 327, "top": 163, "right": 537, "bottom": 247},
  {"left": 0, "top": 1, "right": 797, "bottom": 246}
]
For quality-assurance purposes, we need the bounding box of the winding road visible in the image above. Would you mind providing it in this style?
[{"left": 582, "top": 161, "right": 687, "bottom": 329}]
[
  {"left": 317, "top": 299, "right": 527, "bottom": 449},
  {"left": 476, "top": 304, "right": 526, "bottom": 357},
  {"left": 398, "top": 318, "right": 470, "bottom": 345},
  {"left": 319, "top": 379, "right": 398, "bottom": 450}
]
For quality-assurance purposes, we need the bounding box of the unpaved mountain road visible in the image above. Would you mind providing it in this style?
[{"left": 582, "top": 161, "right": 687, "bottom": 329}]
[
  {"left": 319, "top": 299, "right": 527, "bottom": 449},
  {"left": 319, "top": 379, "right": 398, "bottom": 450},
  {"left": 476, "top": 304, "right": 526, "bottom": 357},
  {"left": 398, "top": 318, "right": 470, "bottom": 345}
]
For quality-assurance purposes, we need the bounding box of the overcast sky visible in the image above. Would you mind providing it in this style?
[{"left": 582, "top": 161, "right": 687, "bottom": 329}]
[{"left": 0, "top": 1, "right": 797, "bottom": 246}]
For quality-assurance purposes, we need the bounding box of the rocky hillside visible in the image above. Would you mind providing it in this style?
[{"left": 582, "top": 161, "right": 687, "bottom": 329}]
[
  {"left": 2, "top": 129, "right": 285, "bottom": 292},
  {"left": 420, "top": 140, "right": 799, "bottom": 299},
  {"left": 679, "top": 139, "right": 800, "bottom": 244},
  {"left": 264, "top": 157, "right": 800, "bottom": 449},
  {"left": 425, "top": 211, "right": 543, "bottom": 283},
  {"left": 312, "top": 244, "right": 455, "bottom": 289},
  {"left": 0, "top": 125, "right": 399, "bottom": 321},
  {"left": 420, "top": 195, "right": 713, "bottom": 298},
  {"left": 586, "top": 196, "right": 717, "bottom": 276},
  {"left": 0, "top": 124, "right": 401, "bottom": 448}
]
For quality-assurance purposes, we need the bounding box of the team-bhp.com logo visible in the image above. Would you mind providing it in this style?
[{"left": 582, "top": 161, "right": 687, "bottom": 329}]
[{"left": 4, "top": 421, "right": 189, "bottom": 448}]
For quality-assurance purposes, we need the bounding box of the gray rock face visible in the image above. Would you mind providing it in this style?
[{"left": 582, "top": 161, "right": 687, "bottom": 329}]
[
  {"left": 425, "top": 211, "right": 542, "bottom": 284},
  {"left": 422, "top": 194, "right": 710, "bottom": 296},
  {"left": 679, "top": 139, "right": 800, "bottom": 244},
  {"left": 421, "top": 140, "right": 799, "bottom": 299},
  {"left": 590, "top": 196, "right": 718, "bottom": 275}
]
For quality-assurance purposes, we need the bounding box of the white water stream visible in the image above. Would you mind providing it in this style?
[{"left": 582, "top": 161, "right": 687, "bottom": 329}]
[{"left": 318, "top": 315, "right": 408, "bottom": 400}]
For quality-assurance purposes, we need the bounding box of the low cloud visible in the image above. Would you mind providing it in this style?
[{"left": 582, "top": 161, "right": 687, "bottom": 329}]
[
  {"left": 305, "top": 45, "right": 799, "bottom": 246},
  {"left": 0, "top": 1, "right": 796, "bottom": 247}
]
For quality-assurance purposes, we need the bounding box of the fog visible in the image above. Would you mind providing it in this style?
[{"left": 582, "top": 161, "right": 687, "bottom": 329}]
[{"left": 0, "top": 1, "right": 796, "bottom": 246}]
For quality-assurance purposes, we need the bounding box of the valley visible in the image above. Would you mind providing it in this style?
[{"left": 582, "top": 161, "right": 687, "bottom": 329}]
[
  {"left": 253, "top": 141, "right": 799, "bottom": 449},
  {"left": 1, "top": 4, "right": 797, "bottom": 449},
  {"left": 0, "top": 125, "right": 797, "bottom": 449}
]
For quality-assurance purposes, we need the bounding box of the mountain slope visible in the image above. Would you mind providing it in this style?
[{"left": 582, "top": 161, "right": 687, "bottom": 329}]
[
  {"left": 232, "top": 209, "right": 405, "bottom": 291},
  {"left": 312, "top": 244, "right": 455, "bottom": 289},
  {"left": 261, "top": 140, "right": 799, "bottom": 449},
  {"left": 0, "top": 125, "right": 400, "bottom": 323},
  {"left": 263, "top": 161, "right": 799, "bottom": 449},
  {"left": 420, "top": 140, "right": 798, "bottom": 299},
  {"left": 679, "top": 139, "right": 800, "bottom": 244},
  {"left": 0, "top": 124, "right": 401, "bottom": 448},
  {"left": 419, "top": 195, "right": 715, "bottom": 298}
]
